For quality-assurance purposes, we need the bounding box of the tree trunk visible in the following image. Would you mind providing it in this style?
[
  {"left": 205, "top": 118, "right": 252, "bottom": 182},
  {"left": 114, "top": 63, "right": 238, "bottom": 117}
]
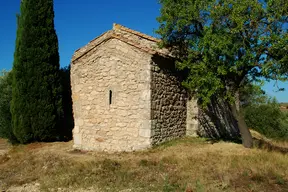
[{"left": 231, "top": 91, "right": 253, "bottom": 148}]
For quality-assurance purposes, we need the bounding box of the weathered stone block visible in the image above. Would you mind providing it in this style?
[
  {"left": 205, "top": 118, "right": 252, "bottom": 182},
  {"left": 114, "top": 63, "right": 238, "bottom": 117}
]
[
  {"left": 139, "top": 128, "right": 151, "bottom": 138},
  {"left": 73, "top": 133, "right": 82, "bottom": 145}
]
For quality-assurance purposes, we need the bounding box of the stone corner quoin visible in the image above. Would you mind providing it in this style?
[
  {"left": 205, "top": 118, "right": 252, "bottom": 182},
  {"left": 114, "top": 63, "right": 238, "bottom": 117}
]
[{"left": 70, "top": 23, "right": 199, "bottom": 152}]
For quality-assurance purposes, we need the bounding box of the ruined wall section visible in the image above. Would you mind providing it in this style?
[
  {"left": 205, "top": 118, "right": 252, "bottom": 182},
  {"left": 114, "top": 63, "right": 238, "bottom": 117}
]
[
  {"left": 150, "top": 57, "right": 188, "bottom": 145},
  {"left": 71, "top": 38, "right": 152, "bottom": 152}
]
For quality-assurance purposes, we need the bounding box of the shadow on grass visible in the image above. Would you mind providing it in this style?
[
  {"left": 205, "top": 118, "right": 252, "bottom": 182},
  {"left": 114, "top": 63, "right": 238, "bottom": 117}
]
[
  {"left": 253, "top": 138, "right": 288, "bottom": 155},
  {"left": 152, "top": 134, "right": 288, "bottom": 155},
  {"left": 152, "top": 137, "right": 208, "bottom": 150}
]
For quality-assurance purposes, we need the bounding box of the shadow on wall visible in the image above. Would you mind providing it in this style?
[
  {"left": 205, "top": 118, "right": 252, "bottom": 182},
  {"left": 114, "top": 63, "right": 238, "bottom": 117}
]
[
  {"left": 151, "top": 55, "right": 240, "bottom": 142},
  {"left": 151, "top": 55, "right": 189, "bottom": 82},
  {"left": 197, "top": 97, "right": 241, "bottom": 142}
]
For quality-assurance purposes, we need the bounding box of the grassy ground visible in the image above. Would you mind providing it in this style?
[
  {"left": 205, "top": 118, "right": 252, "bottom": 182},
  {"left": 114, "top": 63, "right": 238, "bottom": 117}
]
[
  {"left": 0, "top": 138, "right": 10, "bottom": 155},
  {"left": 0, "top": 136, "right": 288, "bottom": 192}
]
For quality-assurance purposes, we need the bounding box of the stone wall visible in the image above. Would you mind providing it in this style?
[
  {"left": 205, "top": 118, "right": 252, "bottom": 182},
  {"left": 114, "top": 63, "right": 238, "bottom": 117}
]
[
  {"left": 150, "top": 56, "right": 188, "bottom": 145},
  {"left": 112, "top": 24, "right": 170, "bottom": 56},
  {"left": 71, "top": 38, "right": 152, "bottom": 152}
]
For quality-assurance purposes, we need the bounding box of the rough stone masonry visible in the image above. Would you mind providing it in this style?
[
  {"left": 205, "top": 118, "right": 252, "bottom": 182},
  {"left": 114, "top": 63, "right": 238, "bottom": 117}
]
[{"left": 71, "top": 24, "right": 199, "bottom": 152}]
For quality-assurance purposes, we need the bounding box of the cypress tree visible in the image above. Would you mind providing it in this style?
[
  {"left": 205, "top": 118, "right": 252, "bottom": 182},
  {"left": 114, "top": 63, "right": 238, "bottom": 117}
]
[{"left": 11, "top": 0, "right": 63, "bottom": 143}]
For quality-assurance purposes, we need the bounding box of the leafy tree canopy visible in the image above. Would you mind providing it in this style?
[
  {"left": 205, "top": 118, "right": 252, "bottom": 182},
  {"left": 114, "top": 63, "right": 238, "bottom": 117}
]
[
  {"left": 157, "top": 0, "right": 288, "bottom": 147},
  {"left": 157, "top": 0, "right": 287, "bottom": 105}
]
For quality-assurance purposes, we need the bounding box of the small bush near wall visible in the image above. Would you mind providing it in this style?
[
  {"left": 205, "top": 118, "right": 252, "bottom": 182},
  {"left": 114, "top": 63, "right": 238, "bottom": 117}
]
[{"left": 0, "top": 70, "right": 18, "bottom": 143}]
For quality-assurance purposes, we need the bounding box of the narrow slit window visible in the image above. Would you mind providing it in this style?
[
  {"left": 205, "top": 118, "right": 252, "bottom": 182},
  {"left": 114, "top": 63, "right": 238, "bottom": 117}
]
[{"left": 109, "top": 90, "right": 112, "bottom": 105}]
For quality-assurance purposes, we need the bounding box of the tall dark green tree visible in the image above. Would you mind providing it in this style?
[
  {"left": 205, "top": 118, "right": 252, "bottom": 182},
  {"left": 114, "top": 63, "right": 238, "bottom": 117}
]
[
  {"left": 11, "top": 0, "right": 63, "bottom": 143},
  {"left": 157, "top": 0, "right": 288, "bottom": 148}
]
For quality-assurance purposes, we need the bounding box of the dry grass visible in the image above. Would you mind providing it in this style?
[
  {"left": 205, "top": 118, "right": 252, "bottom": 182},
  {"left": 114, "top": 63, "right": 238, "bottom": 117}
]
[{"left": 0, "top": 137, "right": 288, "bottom": 192}]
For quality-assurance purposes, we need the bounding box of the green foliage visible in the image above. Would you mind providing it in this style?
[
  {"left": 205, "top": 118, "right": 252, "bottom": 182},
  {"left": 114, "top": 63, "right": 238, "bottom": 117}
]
[
  {"left": 244, "top": 98, "right": 288, "bottom": 140},
  {"left": 11, "top": 0, "right": 64, "bottom": 143},
  {"left": 240, "top": 81, "right": 269, "bottom": 107},
  {"left": 157, "top": 0, "right": 288, "bottom": 106},
  {"left": 0, "top": 70, "right": 18, "bottom": 143},
  {"left": 157, "top": 0, "right": 288, "bottom": 147},
  {"left": 0, "top": 70, "right": 12, "bottom": 138}
]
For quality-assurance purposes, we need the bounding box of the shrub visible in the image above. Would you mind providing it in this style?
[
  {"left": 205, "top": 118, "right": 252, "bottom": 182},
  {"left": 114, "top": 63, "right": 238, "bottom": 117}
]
[{"left": 244, "top": 98, "right": 288, "bottom": 140}]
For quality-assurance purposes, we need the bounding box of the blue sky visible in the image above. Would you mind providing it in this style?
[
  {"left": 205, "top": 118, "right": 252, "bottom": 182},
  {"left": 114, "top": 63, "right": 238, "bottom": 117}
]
[{"left": 0, "top": 0, "right": 287, "bottom": 102}]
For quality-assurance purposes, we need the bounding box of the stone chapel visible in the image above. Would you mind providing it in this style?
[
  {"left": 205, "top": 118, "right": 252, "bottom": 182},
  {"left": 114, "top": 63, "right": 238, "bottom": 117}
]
[{"left": 70, "top": 24, "right": 199, "bottom": 152}]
